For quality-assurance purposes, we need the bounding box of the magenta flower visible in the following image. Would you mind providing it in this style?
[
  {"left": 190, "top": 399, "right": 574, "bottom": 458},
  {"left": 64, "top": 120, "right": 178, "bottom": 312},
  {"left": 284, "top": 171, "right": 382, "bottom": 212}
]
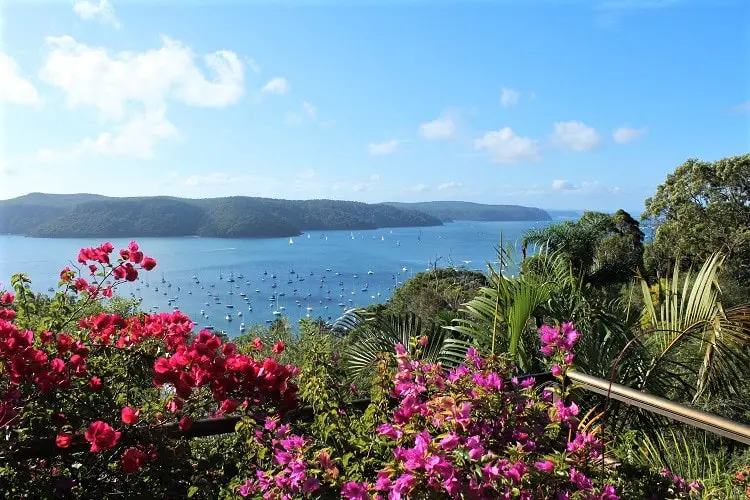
[
  {"left": 534, "top": 460, "right": 555, "bottom": 473},
  {"left": 341, "top": 481, "right": 369, "bottom": 499}
]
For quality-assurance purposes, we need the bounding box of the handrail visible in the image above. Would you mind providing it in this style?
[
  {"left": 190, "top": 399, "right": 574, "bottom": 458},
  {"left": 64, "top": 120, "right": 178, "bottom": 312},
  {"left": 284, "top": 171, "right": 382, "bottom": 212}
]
[{"left": 567, "top": 370, "right": 750, "bottom": 446}]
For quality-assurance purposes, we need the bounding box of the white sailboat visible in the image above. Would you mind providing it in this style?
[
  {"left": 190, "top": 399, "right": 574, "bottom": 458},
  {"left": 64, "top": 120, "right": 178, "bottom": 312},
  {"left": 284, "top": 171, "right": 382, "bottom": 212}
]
[{"left": 289, "top": 238, "right": 294, "bottom": 245}]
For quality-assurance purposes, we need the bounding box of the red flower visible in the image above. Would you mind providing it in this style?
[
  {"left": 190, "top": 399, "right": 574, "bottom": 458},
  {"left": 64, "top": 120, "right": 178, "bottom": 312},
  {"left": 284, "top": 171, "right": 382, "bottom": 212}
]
[
  {"left": 88, "top": 376, "right": 103, "bottom": 391},
  {"left": 178, "top": 415, "right": 192, "bottom": 431},
  {"left": 121, "top": 406, "right": 140, "bottom": 425},
  {"left": 252, "top": 337, "right": 263, "bottom": 350},
  {"left": 220, "top": 399, "right": 238, "bottom": 414},
  {"left": 272, "top": 341, "right": 285, "bottom": 354},
  {"left": 121, "top": 447, "right": 148, "bottom": 473},
  {"left": 131, "top": 251, "right": 144, "bottom": 264},
  {"left": 73, "top": 278, "right": 88, "bottom": 292},
  {"left": 56, "top": 333, "right": 73, "bottom": 354},
  {"left": 0, "top": 292, "right": 14, "bottom": 305},
  {"left": 55, "top": 432, "right": 74, "bottom": 448},
  {"left": 113, "top": 266, "right": 126, "bottom": 280},
  {"left": 101, "top": 242, "right": 114, "bottom": 254},
  {"left": 84, "top": 421, "right": 121, "bottom": 452},
  {"left": 124, "top": 264, "right": 139, "bottom": 282},
  {"left": 102, "top": 286, "right": 113, "bottom": 298},
  {"left": 141, "top": 257, "right": 157, "bottom": 271},
  {"left": 41, "top": 330, "right": 54, "bottom": 344}
]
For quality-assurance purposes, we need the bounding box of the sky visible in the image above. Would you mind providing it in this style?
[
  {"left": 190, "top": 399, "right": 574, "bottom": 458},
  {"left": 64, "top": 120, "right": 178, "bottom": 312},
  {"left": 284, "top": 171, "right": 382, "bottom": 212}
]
[{"left": 0, "top": 0, "right": 748, "bottom": 212}]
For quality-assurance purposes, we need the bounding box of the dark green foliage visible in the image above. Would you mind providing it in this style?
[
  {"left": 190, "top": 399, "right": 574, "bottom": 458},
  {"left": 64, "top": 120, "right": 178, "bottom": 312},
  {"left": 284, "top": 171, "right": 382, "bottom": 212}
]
[
  {"left": 643, "top": 154, "right": 750, "bottom": 304},
  {"left": 381, "top": 268, "right": 488, "bottom": 325},
  {"left": 522, "top": 209, "right": 645, "bottom": 290},
  {"left": 384, "top": 200, "right": 551, "bottom": 222},
  {"left": 0, "top": 193, "right": 443, "bottom": 238}
]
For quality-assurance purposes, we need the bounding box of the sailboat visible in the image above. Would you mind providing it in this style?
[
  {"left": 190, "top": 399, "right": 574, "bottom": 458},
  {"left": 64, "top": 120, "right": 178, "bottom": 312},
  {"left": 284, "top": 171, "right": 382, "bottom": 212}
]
[
  {"left": 381, "top": 236, "right": 385, "bottom": 241},
  {"left": 289, "top": 238, "right": 294, "bottom": 245}
]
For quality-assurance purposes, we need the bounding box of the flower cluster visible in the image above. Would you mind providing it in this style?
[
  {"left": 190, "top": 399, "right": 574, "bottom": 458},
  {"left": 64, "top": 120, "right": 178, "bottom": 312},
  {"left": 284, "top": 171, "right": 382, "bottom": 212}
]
[
  {"left": 2, "top": 241, "right": 303, "bottom": 484},
  {"left": 660, "top": 469, "right": 703, "bottom": 496},
  {"left": 237, "top": 420, "right": 321, "bottom": 497},
  {"left": 0, "top": 293, "right": 91, "bottom": 393},
  {"left": 65, "top": 241, "right": 157, "bottom": 299},
  {"left": 153, "top": 332, "right": 299, "bottom": 416},
  {"left": 235, "top": 323, "right": 619, "bottom": 499}
]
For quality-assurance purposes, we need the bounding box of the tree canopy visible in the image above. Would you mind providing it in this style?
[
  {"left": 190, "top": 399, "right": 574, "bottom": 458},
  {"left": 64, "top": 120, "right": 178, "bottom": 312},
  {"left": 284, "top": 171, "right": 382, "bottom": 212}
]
[{"left": 642, "top": 154, "right": 750, "bottom": 298}]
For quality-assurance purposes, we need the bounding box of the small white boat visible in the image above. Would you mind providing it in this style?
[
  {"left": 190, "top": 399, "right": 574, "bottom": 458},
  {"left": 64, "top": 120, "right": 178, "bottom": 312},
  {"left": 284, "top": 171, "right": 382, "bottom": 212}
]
[
  {"left": 225, "top": 314, "right": 232, "bottom": 321},
  {"left": 289, "top": 238, "right": 294, "bottom": 245},
  {"left": 272, "top": 310, "right": 281, "bottom": 316},
  {"left": 237, "top": 311, "right": 243, "bottom": 317},
  {"left": 368, "top": 270, "right": 374, "bottom": 275}
]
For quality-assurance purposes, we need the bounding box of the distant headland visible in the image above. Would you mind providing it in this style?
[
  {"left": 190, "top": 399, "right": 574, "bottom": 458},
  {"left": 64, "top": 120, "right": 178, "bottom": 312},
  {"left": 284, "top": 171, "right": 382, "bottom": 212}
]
[{"left": 0, "top": 193, "right": 552, "bottom": 239}]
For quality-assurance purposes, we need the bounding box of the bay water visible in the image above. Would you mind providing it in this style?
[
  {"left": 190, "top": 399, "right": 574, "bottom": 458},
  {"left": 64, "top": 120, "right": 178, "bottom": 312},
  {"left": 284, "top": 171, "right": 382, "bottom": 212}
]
[{"left": 0, "top": 220, "right": 550, "bottom": 335}]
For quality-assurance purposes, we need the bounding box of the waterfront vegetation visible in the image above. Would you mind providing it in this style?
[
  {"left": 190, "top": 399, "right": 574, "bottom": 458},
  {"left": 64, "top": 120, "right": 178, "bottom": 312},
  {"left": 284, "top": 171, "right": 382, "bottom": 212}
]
[{"left": 0, "top": 155, "right": 749, "bottom": 498}]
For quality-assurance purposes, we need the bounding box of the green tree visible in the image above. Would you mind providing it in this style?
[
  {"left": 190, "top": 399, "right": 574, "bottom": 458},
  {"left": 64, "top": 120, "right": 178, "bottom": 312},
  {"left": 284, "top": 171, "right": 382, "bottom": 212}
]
[
  {"left": 522, "top": 209, "right": 644, "bottom": 289},
  {"left": 643, "top": 154, "right": 750, "bottom": 302}
]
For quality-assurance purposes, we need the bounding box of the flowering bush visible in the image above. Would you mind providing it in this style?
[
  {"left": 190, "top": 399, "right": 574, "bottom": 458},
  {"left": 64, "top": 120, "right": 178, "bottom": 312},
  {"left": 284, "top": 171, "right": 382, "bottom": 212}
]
[
  {"left": 0, "top": 242, "right": 724, "bottom": 498},
  {"left": 0, "top": 241, "right": 298, "bottom": 497},
  {"left": 228, "top": 324, "right": 617, "bottom": 499}
]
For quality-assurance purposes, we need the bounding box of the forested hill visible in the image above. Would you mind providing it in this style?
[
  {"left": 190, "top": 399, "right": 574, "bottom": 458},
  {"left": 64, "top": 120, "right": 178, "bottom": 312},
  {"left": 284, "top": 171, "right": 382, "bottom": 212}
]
[
  {"left": 0, "top": 194, "right": 443, "bottom": 238},
  {"left": 384, "top": 201, "right": 551, "bottom": 222}
]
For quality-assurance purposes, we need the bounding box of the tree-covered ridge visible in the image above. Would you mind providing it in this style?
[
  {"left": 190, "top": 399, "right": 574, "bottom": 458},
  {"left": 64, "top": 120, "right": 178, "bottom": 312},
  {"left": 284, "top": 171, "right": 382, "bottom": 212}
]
[
  {"left": 0, "top": 193, "right": 444, "bottom": 238},
  {"left": 384, "top": 201, "right": 552, "bottom": 222}
]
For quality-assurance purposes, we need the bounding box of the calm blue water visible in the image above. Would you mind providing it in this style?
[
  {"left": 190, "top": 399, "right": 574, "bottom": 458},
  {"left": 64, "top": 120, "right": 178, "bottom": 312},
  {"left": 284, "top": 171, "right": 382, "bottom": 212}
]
[{"left": 0, "top": 221, "right": 549, "bottom": 335}]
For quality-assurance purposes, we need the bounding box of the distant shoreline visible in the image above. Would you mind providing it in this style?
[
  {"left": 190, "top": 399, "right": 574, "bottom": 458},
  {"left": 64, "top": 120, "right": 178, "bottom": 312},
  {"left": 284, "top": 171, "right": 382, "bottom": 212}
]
[{"left": 0, "top": 194, "right": 552, "bottom": 239}]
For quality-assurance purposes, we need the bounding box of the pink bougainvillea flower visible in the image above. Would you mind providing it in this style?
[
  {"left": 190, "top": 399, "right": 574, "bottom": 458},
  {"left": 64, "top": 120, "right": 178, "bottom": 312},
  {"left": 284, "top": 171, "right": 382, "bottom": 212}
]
[
  {"left": 121, "top": 406, "right": 140, "bottom": 425},
  {"left": 55, "top": 432, "right": 74, "bottom": 449},
  {"left": 84, "top": 421, "right": 121, "bottom": 452},
  {"left": 121, "top": 447, "right": 148, "bottom": 473}
]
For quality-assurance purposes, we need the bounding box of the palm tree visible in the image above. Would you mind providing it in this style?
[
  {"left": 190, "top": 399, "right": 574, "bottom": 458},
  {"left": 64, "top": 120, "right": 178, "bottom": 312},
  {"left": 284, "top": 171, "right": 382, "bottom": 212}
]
[
  {"left": 635, "top": 253, "right": 750, "bottom": 404},
  {"left": 336, "top": 309, "right": 468, "bottom": 382}
]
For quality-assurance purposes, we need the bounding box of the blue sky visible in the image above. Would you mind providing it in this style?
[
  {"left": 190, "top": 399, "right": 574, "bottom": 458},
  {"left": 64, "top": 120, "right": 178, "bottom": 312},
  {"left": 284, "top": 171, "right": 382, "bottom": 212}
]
[{"left": 0, "top": 0, "right": 747, "bottom": 212}]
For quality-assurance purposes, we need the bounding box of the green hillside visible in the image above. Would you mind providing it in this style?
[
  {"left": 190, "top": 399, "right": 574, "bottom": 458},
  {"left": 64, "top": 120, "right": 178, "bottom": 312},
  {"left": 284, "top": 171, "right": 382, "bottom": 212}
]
[
  {"left": 385, "top": 201, "right": 551, "bottom": 222},
  {"left": 0, "top": 193, "right": 442, "bottom": 238}
]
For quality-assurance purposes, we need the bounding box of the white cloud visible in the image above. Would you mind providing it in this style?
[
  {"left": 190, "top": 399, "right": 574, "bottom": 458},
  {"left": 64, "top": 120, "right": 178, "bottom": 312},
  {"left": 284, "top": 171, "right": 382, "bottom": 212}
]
[
  {"left": 352, "top": 183, "right": 368, "bottom": 192},
  {"left": 262, "top": 77, "right": 290, "bottom": 94},
  {"left": 73, "top": 0, "right": 121, "bottom": 28},
  {"left": 550, "top": 121, "right": 601, "bottom": 152},
  {"left": 437, "top": 181, "right": 461, "bottom": 190},
  {"left": 474, "top": 127, "right": 540, "bottom": 164},
  {"left": 500, "top": 88, "right": 520, "bottom": 107},
  {"left": 37, "top": 109, "right": 178, "bottom": 161},
  {"left": 302, "top": 101, "right": 316, "bottom": 117},
  {"left": 368, "top": 139, "right": 400, "bottom": 156},
  {"left": 552, "top": 179, "right": 573, "bottom": 190},
  {"left": 40, "top": 35, "right": 245, "bottom": 120},
  {"left": 612, "top": 126, "right": 647, "bottom": 144},
  {"left": 411, "top": 183, "right": 429, "bottom": 192},
  {"left": 369, "top": 173, "right": 380, "bottom": 182},
  {"left": 731, "top": 101, "right": 750, "bottom": 114},
  {"left": 0, "top": 52, "right": 43, "bottom": 108},
  {"left": 419, "top": 116, "right": 455, "bottom": 140},
  {"left": 551, "top": 179, "right": 619, "bottom": 194}
]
